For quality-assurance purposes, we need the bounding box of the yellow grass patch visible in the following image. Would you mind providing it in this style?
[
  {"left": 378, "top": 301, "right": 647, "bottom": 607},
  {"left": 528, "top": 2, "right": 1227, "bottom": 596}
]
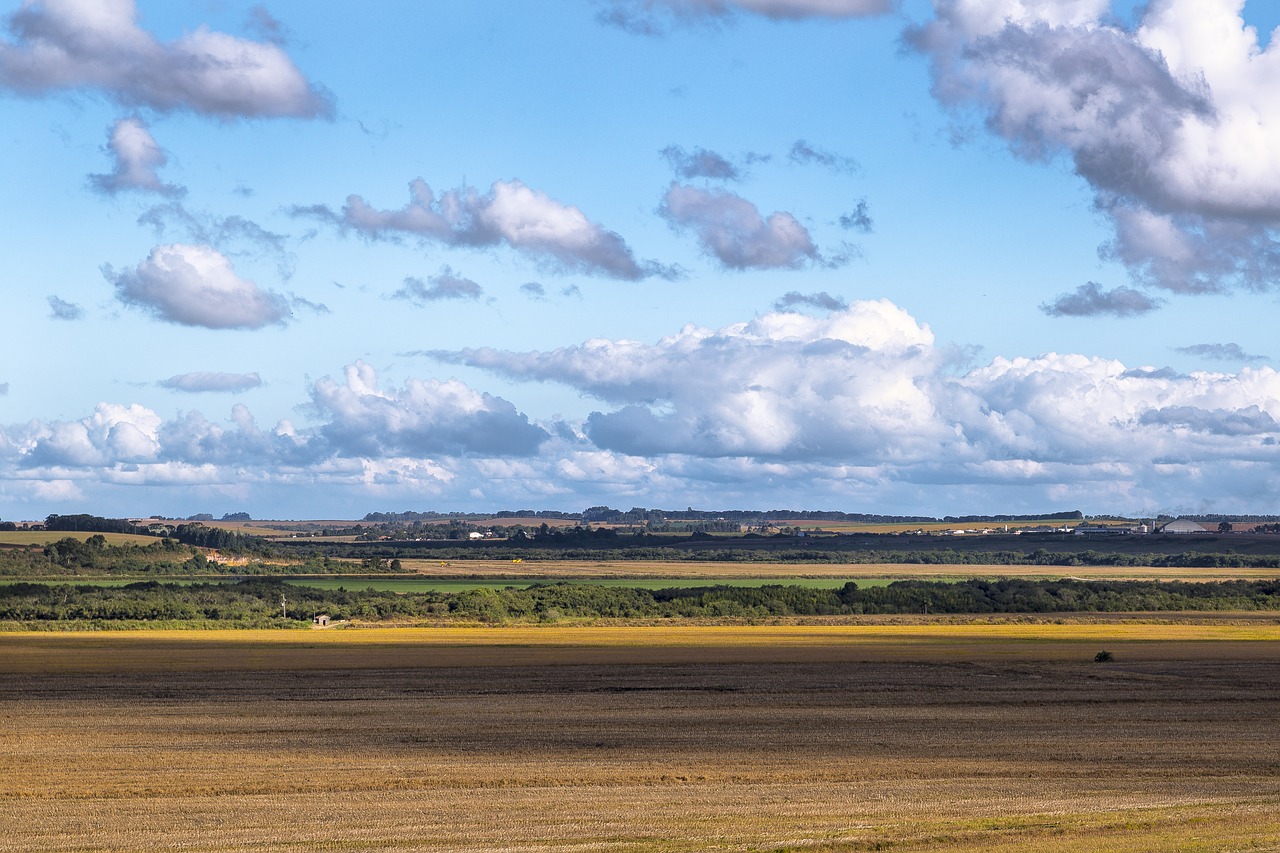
[
  {"left": 395, "top": 557, "right": 1280, "bottom": 581},
  {"left": 3, "top": 621, "right": 1279, "bottom": 675},
  {"left": 0, "top": 530, "right": 157, "bottom": 547}
]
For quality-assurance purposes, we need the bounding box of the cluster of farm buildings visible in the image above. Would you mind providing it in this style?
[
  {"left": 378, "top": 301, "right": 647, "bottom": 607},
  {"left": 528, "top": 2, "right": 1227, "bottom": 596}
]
[{"left": 934, "top": 519, "right": 1214, "bottom": 537}]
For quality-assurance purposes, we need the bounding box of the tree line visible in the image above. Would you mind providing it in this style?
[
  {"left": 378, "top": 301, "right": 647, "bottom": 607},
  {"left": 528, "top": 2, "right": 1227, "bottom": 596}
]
[{"left": 5, "top": 577, "right": 1280, "bottom": 626}]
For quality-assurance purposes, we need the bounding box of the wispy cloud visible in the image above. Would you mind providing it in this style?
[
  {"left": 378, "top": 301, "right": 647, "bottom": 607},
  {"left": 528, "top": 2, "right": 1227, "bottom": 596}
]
[
  {"left": 137, "top": 203, "right": 292, "bottom": 278},
  {"left": 88, "top": 118, "right": 183, "bottom": 197},
  {"left": 660, "top": 183, "right": 820, "bottom": 270},
  {"left": 774, "top": 291, "right": 847, "bottom": 312},
  {"left": 662, "top": 145, "right": 744, "bottom": 180},
  {"left": 839, "top": 200, "right": 873, "bottom": 233},
  {"left": 1040, "top": 283, "right": 1163, "bottom": 318},
  {"left": 159, "top": 372, "right": 263, "bottom": 393},
  {"left": 297, "top": 178, "right": 675, "bottom": 280},
  {"left": 47, "top": 296, "right": 84, "bottom": 321},
  {"left": 788, "top": 139, "right": 858, "bottom": 174},
  {"left": 1175, "top": 343, "right": 1268, "bottom": 363},
  {"left": 392, "top": 267, "right": 484, "bottom": 305},
  {"left": 597, "top": 0, "right": 897, "bottom": 35}
]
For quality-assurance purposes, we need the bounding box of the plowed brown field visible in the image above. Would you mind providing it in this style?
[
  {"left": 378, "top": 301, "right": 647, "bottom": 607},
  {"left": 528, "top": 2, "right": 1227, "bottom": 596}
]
[{"left": 3, "top": 622, "right": 1279, "bottom": 851}]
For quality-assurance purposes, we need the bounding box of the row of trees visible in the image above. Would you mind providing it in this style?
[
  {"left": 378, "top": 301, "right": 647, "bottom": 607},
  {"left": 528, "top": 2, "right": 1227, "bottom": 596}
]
[
  {"left": 6, "top": 577, "right": 1280, "bottom": 625},
  {"left": 167, "top": 523, "right": 271, "bottom": 554},
  {"left": 12, "top": 534, "right": 1280, "bottom": 579},
  {"left": 44, "top": 514, "right": 142, "bottom": 534}
]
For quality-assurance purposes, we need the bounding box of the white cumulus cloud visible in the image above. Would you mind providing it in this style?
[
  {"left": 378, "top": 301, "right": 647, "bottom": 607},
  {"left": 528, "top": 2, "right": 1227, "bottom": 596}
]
[
  {"left": 909, "top": 0, "right": 1280, "bottom": 295},
  {"left": 431, "top": 298, "right": 1280, "bottom": 508},
  {"left": 18, "top": 402, "right": 161, "bottom": 468},
  {"left": 310, "top": 362, "right": 549, "bottom": 458},
  {"left": 0, "top": 0, "right": 332, "bottom": 117},
  {"left": 107, "top": 243, "right": 290, "bottom": 330},
  {"left": 437, "top": 300, "right": 947, "bottom": 459},
  {"left": 9, "top": 300, "right": 1280, "bottom": 516}
]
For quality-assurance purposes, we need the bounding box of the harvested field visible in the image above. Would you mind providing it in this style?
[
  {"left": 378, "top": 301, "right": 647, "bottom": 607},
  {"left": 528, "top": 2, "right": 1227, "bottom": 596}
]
[
  {"left": 395, "top": 557, "right": 1280, "bottom": 582},
  {"left": 2, "top": 623, "right": 1279, "bottom": 851},
  {"left": 0, "top": 530, "right": 157, "bottom": 547}
]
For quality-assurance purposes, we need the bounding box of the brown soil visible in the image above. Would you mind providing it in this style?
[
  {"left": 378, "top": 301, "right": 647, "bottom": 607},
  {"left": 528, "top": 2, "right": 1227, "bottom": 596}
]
[{"left": 2, "top": 632, "right": 1278, "bottom": 851}]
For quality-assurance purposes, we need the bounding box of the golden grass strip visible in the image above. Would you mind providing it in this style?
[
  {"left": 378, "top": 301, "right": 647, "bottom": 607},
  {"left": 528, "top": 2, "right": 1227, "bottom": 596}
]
[
  {"left": 0, "top": 530, "right": 157, "bottom": 547},
  {"left": 3, "top": 622, "right": 1279, "bottom": 675}
]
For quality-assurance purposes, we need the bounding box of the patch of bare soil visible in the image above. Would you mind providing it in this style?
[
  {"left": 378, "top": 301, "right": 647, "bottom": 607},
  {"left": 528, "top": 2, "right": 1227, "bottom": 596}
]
[{"left": 3, "top": 641, "right": 1279, "bottom": 851}]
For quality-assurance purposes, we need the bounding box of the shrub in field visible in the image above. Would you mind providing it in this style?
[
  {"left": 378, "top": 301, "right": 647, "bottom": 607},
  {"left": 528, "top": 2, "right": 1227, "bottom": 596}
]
[{"left": 1094, "top": 650, "right": 1114, "bottom": 662}]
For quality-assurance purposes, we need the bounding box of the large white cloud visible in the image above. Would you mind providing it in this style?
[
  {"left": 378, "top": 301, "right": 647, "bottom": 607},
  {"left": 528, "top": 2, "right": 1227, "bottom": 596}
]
[
  {"left": 310, "top": 361, "right": 549, "bottom": 458},
  {"left": 909, "top": 0, "right": 1280, "bottom": 296},
  {"left": 298, "top": 178, "right": 672, "bottom": 281},
  {"left": 16, "top": 403, "right": 162, "bottom": 468},
  {"left": 0, "top": 364, "right": 550, "bottom": 509},
  {"left": 439, "top": 301, "right": 955, "bottom": 459},
  {"left": 7, "top": 303, "right": 1280, "bottom": 516},
  {"left": 0, "top": 0, "right": 331, "bottom": 118},
  {"left": 436, "top": 300, "right": 1280, "bottom": 488},
  {"left": 107, "top": 243, "right": 290, "bottom": 330}
]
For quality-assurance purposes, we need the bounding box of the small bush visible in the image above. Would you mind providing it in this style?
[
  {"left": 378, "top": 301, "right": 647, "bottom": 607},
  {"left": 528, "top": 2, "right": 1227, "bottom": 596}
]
[{"left": 1094, "top": 650, "right": 1113, "bottom": 662}]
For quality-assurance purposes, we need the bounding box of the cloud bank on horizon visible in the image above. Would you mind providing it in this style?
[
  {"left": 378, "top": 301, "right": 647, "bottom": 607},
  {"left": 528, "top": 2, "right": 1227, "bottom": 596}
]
[
  {"left": 2, "top": 0, "right": 1279, "bottom": 519},
  {"left": 7, "top": 299, "right": 1280, "bottom": 517}
]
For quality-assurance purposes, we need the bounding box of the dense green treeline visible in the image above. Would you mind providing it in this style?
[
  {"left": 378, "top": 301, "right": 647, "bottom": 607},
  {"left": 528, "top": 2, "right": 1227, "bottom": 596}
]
[
  {"left": 274, "top": 539, "right": 1280, "bottom": 568},
  {"left": 166, "top": 523, "right": 273, "bottom": 554},
  {"left": 4, "top": 577, "right": 1280, "bottom": 626},
  {"left": 38, "top": 514, "right": 273, "bottom": 553},
  {"left": 43, "top": 514, "right": 143, "bottom": 534}
]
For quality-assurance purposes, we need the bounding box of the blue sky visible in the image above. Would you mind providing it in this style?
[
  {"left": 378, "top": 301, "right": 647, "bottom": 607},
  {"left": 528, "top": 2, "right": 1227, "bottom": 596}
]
[{"left": 3, "top": 0, "right": 1280, "bottom": 520}]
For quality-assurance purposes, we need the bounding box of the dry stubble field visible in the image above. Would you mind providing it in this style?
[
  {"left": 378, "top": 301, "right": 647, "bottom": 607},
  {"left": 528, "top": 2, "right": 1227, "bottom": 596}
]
[
  {"left": 3, "top": 622, "right": 1280, "bottom": 851},
  {"left": 394, "top": 558, "right": 1280, "bottom": 581}
]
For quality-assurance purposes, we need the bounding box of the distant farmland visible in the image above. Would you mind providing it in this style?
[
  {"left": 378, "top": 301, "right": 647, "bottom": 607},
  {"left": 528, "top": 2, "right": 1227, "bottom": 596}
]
[{"left": 0, "top": 530, "right": 157, "bottom": 547}]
